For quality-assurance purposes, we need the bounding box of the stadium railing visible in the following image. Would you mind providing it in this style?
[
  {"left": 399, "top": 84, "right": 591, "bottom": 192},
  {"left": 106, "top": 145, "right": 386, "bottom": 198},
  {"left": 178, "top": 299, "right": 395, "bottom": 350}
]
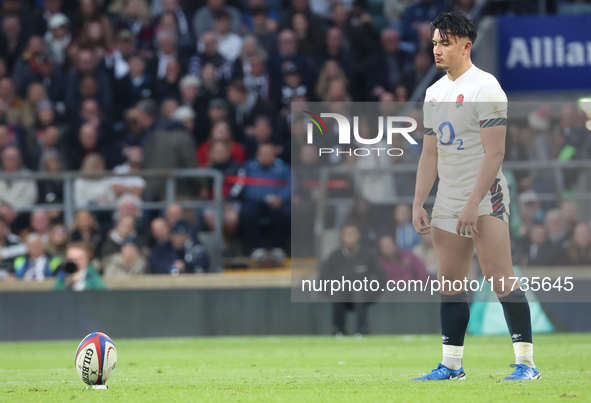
[
  {"left": 0, "top": 168, "right": 225, "bottom": 272},
  {"left": 313, "top": 160, "right": 591, "bottom": 262}
]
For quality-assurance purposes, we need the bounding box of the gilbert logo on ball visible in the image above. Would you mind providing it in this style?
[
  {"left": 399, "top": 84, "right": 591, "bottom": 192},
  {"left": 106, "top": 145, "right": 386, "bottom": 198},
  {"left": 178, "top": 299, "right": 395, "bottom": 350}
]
[{"left": 75, "top": 332, "right": 117, "bottom": 387}]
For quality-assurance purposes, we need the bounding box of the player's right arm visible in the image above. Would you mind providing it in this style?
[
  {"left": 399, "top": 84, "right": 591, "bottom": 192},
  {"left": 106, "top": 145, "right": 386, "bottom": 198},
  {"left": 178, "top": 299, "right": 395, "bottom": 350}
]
[{"left": 412, "top": 134, "right": 438, "bottom": 235}]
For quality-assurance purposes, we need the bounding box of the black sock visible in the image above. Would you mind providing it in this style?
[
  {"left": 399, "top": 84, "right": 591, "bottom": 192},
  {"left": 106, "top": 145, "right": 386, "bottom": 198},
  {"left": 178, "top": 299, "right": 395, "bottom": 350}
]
[
  {"left": 499, "top": 289, "right": 533, "bottom": 343},
  {"left": 440, "top": 292, "right": 470, "bottom": 346}
]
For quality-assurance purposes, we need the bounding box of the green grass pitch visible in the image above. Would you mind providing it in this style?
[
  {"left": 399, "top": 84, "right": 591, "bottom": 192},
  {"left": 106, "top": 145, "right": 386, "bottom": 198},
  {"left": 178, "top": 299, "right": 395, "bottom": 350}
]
[{"left": 1, "top": 334, "right": 589, "bottom": 402}]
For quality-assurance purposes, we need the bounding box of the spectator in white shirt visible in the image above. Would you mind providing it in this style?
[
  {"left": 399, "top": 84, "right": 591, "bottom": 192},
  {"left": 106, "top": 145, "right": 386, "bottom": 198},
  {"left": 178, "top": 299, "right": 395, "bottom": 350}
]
[
  {"left": 112, "top": 146, "right": 146, "bottom": 200},
  {"left": 213, "top": 9, "right": 243, "bottom": 63},
  {"left": 0, "top": 146, "right": 38, "bottom": 208}
]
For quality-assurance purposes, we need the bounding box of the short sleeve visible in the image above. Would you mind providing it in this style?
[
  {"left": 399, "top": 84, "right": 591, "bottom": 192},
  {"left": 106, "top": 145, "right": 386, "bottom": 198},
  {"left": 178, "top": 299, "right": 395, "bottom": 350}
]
[{"left": 475, "top": 83, "right": 508, "bottom": 128}]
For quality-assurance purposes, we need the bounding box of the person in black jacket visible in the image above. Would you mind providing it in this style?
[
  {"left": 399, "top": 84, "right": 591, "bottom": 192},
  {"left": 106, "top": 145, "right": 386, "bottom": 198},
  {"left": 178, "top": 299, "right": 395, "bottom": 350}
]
[{"left": 319, "top": 222, "right": 387, "bottom": 335}]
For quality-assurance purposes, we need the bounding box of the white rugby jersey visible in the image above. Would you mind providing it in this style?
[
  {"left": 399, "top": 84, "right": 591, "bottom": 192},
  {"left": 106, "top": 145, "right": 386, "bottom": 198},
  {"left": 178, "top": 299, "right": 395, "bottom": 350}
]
[{"left": 423, "top": 65, "right": 508, "bottom": 203}]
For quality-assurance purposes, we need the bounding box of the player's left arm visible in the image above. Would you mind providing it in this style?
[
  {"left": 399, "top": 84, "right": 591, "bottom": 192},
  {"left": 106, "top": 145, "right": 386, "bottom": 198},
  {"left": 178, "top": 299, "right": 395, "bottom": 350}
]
[{"left": 457, "top": 84, "right": 507, "bottom": 236}]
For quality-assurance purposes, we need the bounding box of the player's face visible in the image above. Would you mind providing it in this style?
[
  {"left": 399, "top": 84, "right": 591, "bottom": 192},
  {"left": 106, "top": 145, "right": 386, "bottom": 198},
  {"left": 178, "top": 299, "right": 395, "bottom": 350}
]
[{"left": 432, "top": 29, "right": 469, "bottom": 72}]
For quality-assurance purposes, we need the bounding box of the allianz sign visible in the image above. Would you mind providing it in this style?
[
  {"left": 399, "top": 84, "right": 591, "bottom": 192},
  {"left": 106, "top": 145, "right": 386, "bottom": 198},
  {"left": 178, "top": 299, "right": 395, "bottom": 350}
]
[{"left": 506, "top": 36, "right": 591, "bottom": 68}]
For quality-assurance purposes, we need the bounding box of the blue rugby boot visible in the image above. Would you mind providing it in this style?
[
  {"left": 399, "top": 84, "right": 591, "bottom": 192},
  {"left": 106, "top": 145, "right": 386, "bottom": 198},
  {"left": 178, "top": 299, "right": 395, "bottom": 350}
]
[
  {"left": 504, "top": 364, "right": 541, "bottom": 380},
  {"left": 413, "top": 363, "right": 466, "bottom": 381}
]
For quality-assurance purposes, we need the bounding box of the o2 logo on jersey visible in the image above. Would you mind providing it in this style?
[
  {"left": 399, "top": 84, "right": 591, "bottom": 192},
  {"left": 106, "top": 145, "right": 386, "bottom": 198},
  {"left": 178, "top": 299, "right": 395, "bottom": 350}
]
[{"left": 438, "top": 121, "right": 464, "bottom": 150}]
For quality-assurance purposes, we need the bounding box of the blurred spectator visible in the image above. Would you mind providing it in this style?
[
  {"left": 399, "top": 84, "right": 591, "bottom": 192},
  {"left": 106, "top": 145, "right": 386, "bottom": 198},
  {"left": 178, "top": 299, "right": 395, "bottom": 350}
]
[
  {"left": 0, "top": 14, "right": 26, "bottom": 73},
  {"left": 250, "top": 6, "right": 278, "bottom": 56},
  {"left": 226, "top": 79, "right": 271, "bottom": 141},
  {"left": 0, "top": 77, "right": 25, "bottom": 125},
  {"left": 69, "top": 209, "right": 103, "bottom": 253},
  {"left": 319, "top": 222, "right": 387, "bottom": 335},
  {"left": 141, "top": 108, "right": 197, "bottom": 200},
  {"left": 153, "top": 0, "right": 192, "bottom": 49},
  {"left": 193, "top": 0, "right": 242, "bottom": 39},
  {"left": 243, "top": 115, "right": 278, "bottom": 159},
  {"left": 561, "top": 201, "right": 578, "bottom": 235},
  {"left": 74, "top": 0, "right": 114, "bottom": 46},
  {"left": 522, "top": 224, "right": 556, "bottom": 266},
  {"left": 179, "top": 75, "right": 201, "bottom": 108},
  {"left": 172, "top": 105, "right": 196, "bottom": 134},
  {"left": 331, "top": 2, "right": 379, "bottom": 66},
  {"left": 202, "top": 141, "right": 241, "bottom": 243},
  {"left": 236, "top": 143, "right": 290, "bottom": 256},
  {"left": 280, "top": 0, "right": 323, "bottom": 33},
  {"left": 213, "top": 9, "right": 243, "bottom": 63},
  {"left": 65, "top": 49, "right": 113, "bottom": 120},
  {"left": 44, "top": 13, "right": 71, "bottom": 67},
  {"left": 112, "top": 146, "right": 146, "bottom": 200},
  {"left": 19, "top": 82, "right": 47, "bottom": 138},
  {"left": 120, "top": 54, "right": 155, "bottom": 107},
  {"left": 197, "top": 120, "right": 246, "bottom": 166},
  {"left": 290, "top": 12, "right": 321, "bottom": 56},
  {"left": 0, "top": 216, "right": 27, "bottom": 272},
  {"left": 274, "top": 62, "right": 308, "bottom": 108},
  {"left": 149, "top": 217, "right": 176, "bottom": 273},
  {"left": 365, "top": 28, "right": 411, "bottom": 100},
  {"left": 114, "top": 194, "right": 143, "bottom": 222},
  {"left": 518, "top": 190, "right": 544, "bottom": 237},
  {"left": 544, "top": 208, "right": 569, "bottom": 249},
  {"left": 170, "top": 219, "right": 210, "bottom": 272},
  {"left": 23, "top": 209, "right": 52, "bottom": 245},
  {"left": 315, "top": 59, "right": 349, "bottom": 102},
  {"left": 556, "top": 222, "right": 591, "bottom": 266},
  {"left": 13, "top": 233, "right": 58, "bottom": 280},
  {"left": 47, "top": 224, "right": 68, "bottom": 261},
  {"left": 378, "top": 234, "right": 429, "bottom": 282},
  {"left": 69, "top": 122, "right": 108, "bottom": 170},
  {"left": 268, "top": 29, "right": 313, "bottom": 90},
  {"left": 190, "top": 31, "right": 234, "bottom": 83},
  {"left": 121, "top": 99, "right": 158, "bottom": 149},
  {"left": 243, "top": 53, "right": 271, "bottom": 103},
  {"left": 103, "top": 237, "right": 148, "bottom": 277},
  {"left": 54, "top": 242, "right": 105, "bottom": 291},
  {"left": 27, "top": 125, "right": 64, "bottom": 172},
  {"left": 0, "top": 146, "right": 38, "bottom": 207},
  {"left": 155, "top": 58, "right": 182, "bottom": 102},
  {"left": 0, "top": 202, "right": 18, "bottom": 233},
  {"left": 164, "top": 202, "right": 183, "bottom": 228},
  {"left": 100, "top": 215, "right": 142, "bottom": 259},
  {"left": 412, "top": 232, "right": 437, "bottom": 275},
  {"left": 292, "top": 144, "right": 319, "bottom": 257},
  {"left": 160, "top": 97, "right": 179, "bottom": 120},
  {"left": 74, "top": 153, "right": 115, "bottom": 208},
  {"left": 401, "top": 0, "right": 448, "bottom": 44},
  {"left": 394, "top": 204, "right": 420, "bottom": 250},
  {"left": 110, "top": 0, "right": 153, "bottom": 51},
  {"left": 345, "top": 197, "right": 378, "bottom": 247},
  {"left": 401, "top": 49, "right": 434, "bottom": 96},
  {"left": 33, "top": 0, "right": 69, "bottom": 36},
  {"left": 194, "top": 97, "right": 228, "bottom": 144},
  {"left": 315, "top": 27, "right": 357, "bottom": 86}
]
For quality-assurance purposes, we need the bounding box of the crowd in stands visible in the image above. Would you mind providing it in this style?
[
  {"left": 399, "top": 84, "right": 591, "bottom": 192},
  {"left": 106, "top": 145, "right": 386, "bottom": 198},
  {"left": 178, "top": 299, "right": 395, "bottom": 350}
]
[{"left": 0, "top": 0, "right": 589, "bottom": 287}]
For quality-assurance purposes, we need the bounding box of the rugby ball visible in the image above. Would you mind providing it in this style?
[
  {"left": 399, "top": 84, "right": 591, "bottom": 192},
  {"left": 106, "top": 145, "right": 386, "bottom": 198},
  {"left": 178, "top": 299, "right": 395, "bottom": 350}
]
[{"left": 75, "top": 332, "right": 117, "bottom": 385}]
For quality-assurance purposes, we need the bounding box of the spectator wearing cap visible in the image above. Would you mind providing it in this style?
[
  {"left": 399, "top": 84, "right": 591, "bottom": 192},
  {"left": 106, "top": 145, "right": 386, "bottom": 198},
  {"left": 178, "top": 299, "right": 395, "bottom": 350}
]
[
  {"left": 226, "top": 79, "right": 272, "bottom": 142},
  {"left": 103, "top": 236, "right": 148, "bottom": 277},
  {"left": 197, "top": 120, "right": 246, "bottom": 167},
  {"left": 518, "top": 190, "right": 544, "bottom": 238},
  {"left": 172, "top": 105, "right": 197, "bottom": 135},
  {"left": 13, "top": 233, "right": 60, "bottom": 281},
  {"left": 234, "top": 143, "right": 290, "bottom": 255},
  {"left": 273, "top": 61, "right": 307, "bottom": 109},
  {"left": 32, "top": 0, "right": 70, "bottom": 36},
  {"left": 44, "top": 13, "right": 71, "bottom": 67},
  {"left": 213, "top": 9, "right": 243, "bottom": 63},
  {"left": 193, "top": 0, "right": 241, "bottom": 40},
  {"left": 0, "top": 146, "right": 38, "bottom": 207},
  {"left": 170, "top": 219, "right": 210, "bottom": 273}
]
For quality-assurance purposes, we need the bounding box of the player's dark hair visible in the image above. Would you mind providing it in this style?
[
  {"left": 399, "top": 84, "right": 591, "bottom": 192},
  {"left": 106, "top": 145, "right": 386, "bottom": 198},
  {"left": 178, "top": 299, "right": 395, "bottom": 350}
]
[{"left": 431, "top": 12, "right": 477, "bottom": 44}]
